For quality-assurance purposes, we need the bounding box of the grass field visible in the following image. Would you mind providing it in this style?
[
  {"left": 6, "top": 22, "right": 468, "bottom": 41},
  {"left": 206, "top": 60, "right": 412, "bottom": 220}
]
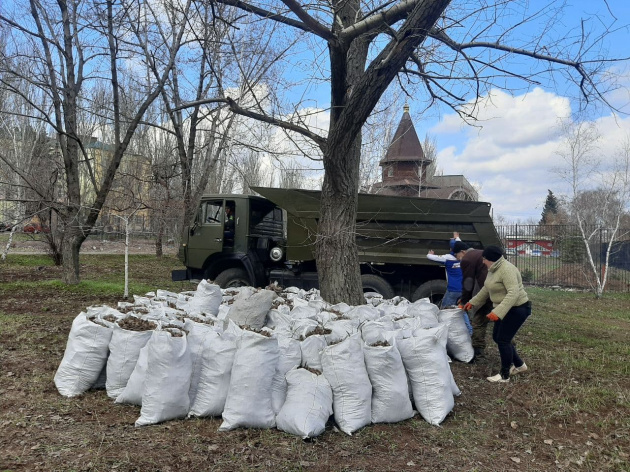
[{"left": 1, "top": 254, "right": 629, "bottom": 471}]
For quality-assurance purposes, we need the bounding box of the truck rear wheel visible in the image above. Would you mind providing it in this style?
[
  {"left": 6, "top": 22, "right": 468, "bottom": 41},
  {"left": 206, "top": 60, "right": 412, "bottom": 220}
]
[
  {"left": 213, "top": 268, "right": 251, "bottom": 288},
  {"left": 361, "top": 274, "right": 395, "bottom": 299},
  {"left": 412, "top": 280, "right": 447, "bottom": 304}
]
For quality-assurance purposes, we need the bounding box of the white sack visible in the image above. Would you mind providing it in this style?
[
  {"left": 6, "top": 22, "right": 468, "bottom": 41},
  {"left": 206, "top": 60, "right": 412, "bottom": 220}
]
[
  {"left": 226, "top": 289, "right": 277, "bottom": 329},
  {"left": 289, "top": 306, "right": 320, "bottom": 320},
  {"left": 105, "top": 321, "right": 153, "bottom": 399},
  {"left": 321, "top": 334, "right": 372, "bottom": 435},
  {"left": 54, "top": 313, "right": 114, "bottom": 397},
  {"left": 188, "top": 331, "right": 238, "bottom": 417},
  {"left": 290, "top": 318, "right": 320, "bottom": 340},
  {"left": 135, "top": 330, "right": 192, "bottom": 426},
  {"left": 437, "top": 308, "right": 474, "bottom": 363},
  {"left": 185, "top": 280, "right": 223, "bottom": 316},
  {"left": 344, "top": 305, "right": 381, "bottom": 322},
  {"left": 114, "top": 343, "right": 149, "bottom": 406},
  {"left": 397, "top": 324, "right": 456, "bottom": 426},
  {"left": 219, "top": 330, "right": 279, "bottom": 430},
  {"left": 360, "top": 320, "right": 395, "bottom": 345},
  {"left": 272, "top": 336, "right": 302, "bottom": 414},
  {"left": 324, "top": 319, "right": 360, "bottom": 344},
  {"left": 405, "top": 302, "right": 440, "bottom": 327},
  {"left": 265, "top": 309, "right": 291, "bottom": 330},
  {"left": 363, "top": 341, "right": 414, "bottom": 424},
  {"left": 300, "top": 334, "right": 327, "bottom": 371},
  {"left": 185, "top": 319, "right": 221, "bottom": 405},
  {"left": 275, "top": 368, "right": 334, "bottom": 439}
]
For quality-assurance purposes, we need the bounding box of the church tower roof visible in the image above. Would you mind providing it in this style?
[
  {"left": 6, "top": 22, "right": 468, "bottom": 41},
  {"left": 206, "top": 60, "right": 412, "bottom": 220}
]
[{"left": 379, "top": 104, "right": 428, "bottom": 165}]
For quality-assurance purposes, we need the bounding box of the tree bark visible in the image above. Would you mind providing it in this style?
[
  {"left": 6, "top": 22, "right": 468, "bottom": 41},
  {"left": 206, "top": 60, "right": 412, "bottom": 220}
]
[
  {"left": 61, "top": 231, "right": 83, "bottom": 284},
  {"left": 316, "top": 136, "right": 364, "bottom": 305}
]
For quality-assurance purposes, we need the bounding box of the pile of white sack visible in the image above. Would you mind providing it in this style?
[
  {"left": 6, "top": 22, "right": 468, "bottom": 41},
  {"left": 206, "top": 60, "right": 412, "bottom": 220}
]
[{"left": 54, "top": 280, "right": 474, "bottom": 438}]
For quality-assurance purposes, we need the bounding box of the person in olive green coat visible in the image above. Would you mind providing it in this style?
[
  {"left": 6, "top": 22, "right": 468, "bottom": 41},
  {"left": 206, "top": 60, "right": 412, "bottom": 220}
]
[{"left": 463, "top": 246, "right": 531, "bottom": 383}]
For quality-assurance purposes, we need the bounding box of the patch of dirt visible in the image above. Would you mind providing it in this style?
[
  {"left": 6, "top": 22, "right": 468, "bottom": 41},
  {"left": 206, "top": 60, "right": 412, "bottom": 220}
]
[{"left": 5, "top": 237, "right": 175, "bottom": 255}]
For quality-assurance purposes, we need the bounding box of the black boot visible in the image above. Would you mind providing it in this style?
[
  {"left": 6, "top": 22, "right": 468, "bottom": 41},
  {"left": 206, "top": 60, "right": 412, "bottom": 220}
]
[{"left": 474, "top": 347, "right": 485, "bottom": 358}]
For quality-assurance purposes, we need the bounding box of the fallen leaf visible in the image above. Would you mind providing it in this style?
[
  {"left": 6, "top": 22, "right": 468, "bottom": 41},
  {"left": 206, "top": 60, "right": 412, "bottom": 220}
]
[
  {"left": 588, "top": 433, "right": 600, "bottom": 439},
  {"left": 407, "top": 461, "right": 415, "bottom": 466},
  {"left": 207, "top": 444, "right": 219, "bottom": 452},
  {"left": 544, "top": 439, "right": 554, "bottom": 445},
  {"left": 511, "top": 457, "right": 521, "bottom": 463},
  {"left": 511, "top": 421, "right": 518, "bottom": 429}
]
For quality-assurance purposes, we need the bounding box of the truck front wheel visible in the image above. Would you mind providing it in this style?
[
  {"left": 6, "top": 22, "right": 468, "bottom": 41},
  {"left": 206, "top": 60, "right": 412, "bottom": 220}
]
[
  {"left": 213, "top": 268, "right": 251, "bottom": 288},
  {"left": 412, "top": 280, "right": 447, "bottom": 304},
  {"left": 361, "top": 274, "right": 395, "bottom": 299}
]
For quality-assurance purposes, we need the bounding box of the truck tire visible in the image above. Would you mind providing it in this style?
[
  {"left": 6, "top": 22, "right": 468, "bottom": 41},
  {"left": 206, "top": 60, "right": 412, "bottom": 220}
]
[
  {"left": 412, "top": 279, "right": 447, "bottom": 304},
  {"left": 213, "top": 268, "right": 251, "bottom": 288},
  {"left": 361, "top": 274, "right": 395, "bottom": 299}
]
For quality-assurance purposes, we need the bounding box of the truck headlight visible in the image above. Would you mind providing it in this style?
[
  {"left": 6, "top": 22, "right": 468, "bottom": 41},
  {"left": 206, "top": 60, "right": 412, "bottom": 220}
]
[{"left": 270, "top": 247, "right": 284, "bottom": 261}]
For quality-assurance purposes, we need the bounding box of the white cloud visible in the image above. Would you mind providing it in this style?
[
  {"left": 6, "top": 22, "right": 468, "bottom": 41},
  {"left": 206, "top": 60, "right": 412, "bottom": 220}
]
[{"left": 430, "top": 88, "right": 630, "bottom": 222}]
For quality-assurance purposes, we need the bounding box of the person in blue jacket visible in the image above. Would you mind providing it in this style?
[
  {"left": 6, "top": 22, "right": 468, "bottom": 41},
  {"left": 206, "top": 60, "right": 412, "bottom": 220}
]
[{"left": 427, "top": 232, "right": 473, "bottom": 334}]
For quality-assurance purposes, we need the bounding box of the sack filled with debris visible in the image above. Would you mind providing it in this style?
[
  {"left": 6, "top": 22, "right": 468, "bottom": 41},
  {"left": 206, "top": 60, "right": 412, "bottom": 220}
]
[
  {"left": 363, "top": 339, "right": 414, "bottom": 424},
  {"left": 188, "top": 330, "right": 238, "bottom": 418},
  {"left": 54, "top": 311, "right": 115, "bottom": 397},
  {"left": 275, "top": 367, "right": 333, "bottom": 438},
  {"left": 437, "top": 308, "right": 474, "bottom": 363},
  {"left": 397, "top": 324, "right": 457, "bottom": 426},
  {"left": 271, "top": 335, "right": 301, "bottom": 414},
  {"left": 106, "top": 316, "right": 156, "bottom": 399},
  {"left": 186, "top": 280, "right": 223, "bottom": 316},
  {"left": 321, "top": 334, "right": 372, "bottom": 435},
  {"left": 184, "top": 319, "right": 222, "bottom": 405},
  {"left": 135, "top": 328, "right": 192, "bottom": 426},
  {"left": 219, "top": 329, "right": 279, "bottom": 430}
]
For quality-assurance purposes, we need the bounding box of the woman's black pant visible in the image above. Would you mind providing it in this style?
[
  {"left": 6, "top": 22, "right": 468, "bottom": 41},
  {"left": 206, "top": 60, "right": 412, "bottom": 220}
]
[{"left": 492, "top": 301, "right": 531, "bottom": 378}]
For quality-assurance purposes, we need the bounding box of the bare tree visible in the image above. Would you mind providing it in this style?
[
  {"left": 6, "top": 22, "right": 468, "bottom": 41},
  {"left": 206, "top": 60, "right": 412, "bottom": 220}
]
[
  {"left": 556, "top": 121, "right": 630, "bottom": 297},
  {"left": 0, "top": 0, "right": 189, "bottom": 283}
]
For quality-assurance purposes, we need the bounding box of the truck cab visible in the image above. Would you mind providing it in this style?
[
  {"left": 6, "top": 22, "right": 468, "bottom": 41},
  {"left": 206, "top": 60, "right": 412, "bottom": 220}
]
[{"left": 173, "top": 195, "right": 286, "bottom": 287}]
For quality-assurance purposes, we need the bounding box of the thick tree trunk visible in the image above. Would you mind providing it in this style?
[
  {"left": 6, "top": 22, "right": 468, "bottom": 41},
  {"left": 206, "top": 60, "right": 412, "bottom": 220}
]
[{"left": 315, "top": 137, "right": 363, "bottom": 305}]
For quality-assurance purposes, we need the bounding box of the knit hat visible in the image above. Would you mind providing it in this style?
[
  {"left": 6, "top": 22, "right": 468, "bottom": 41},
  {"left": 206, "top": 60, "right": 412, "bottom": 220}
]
[
  {"left": 452, "top": 241, "right": 469, "bottom": 254},
  {"left": 482, "top": 245, "right": 503, "bottom": 262}
]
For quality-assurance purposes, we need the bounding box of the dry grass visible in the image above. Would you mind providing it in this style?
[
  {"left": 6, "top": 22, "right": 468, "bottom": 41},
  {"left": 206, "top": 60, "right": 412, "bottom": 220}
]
[{"left": 1, "top": 254, "right": 629, "bottom": 471}]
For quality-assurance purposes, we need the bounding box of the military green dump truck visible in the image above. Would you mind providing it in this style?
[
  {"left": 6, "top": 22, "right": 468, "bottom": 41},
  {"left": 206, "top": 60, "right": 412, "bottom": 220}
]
[{"left": 172, "top": 187, "right": 502, "bottom": 302}]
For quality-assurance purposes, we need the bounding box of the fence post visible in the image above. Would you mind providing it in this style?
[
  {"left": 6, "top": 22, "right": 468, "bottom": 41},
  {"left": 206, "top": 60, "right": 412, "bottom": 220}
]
[{"left": 515, "top": 224, "right": 518, "bottom": 263}]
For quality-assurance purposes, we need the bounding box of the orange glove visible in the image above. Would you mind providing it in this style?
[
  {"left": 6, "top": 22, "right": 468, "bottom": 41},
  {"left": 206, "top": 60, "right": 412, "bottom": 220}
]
[
  {"left": 486, "top": 312, "right": 499, "bottom": 322},
  {"left": 463, "top": 302, "right": 474, "bottom": 312}
]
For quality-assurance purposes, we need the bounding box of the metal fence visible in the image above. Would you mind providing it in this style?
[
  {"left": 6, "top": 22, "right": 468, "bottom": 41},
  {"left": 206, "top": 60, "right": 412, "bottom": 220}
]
[
  {"left": 89, "top": 214, "right": 181, "bottom": 244},
  {"left": 495, "top": 224, "right": 630, "bottom": 292}
]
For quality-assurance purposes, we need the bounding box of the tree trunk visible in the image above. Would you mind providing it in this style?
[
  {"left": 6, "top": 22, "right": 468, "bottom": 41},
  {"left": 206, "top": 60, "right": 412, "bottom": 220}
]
[
  {"left": 61, "top": 234, "right": 82, "bottom": 284},
  {"left": 315, "top": 136, "right": 363, "bottom": 305},
  {"left": 155, "top": 217, "right": 164, "bottom": 259}
]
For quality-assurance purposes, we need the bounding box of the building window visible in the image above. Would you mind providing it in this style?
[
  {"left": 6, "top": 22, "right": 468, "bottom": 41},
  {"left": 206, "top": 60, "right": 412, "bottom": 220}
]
[{"left": 387, "top": 166, "right": 394, "bottom": 177}]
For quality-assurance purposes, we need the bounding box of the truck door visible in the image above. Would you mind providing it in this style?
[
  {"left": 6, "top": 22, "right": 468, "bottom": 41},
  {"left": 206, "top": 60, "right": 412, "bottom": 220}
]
[{"left": 187, "top": 199, "right": 226, "bottom": 266}]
